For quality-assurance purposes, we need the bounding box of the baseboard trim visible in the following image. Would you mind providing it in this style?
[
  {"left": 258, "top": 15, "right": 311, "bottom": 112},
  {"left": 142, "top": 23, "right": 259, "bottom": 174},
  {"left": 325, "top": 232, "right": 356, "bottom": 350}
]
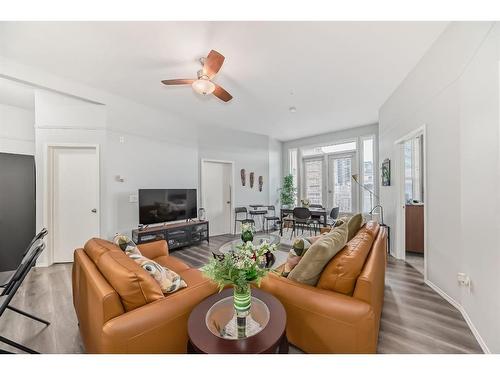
[{"left": 425, "top": 279, "right": 490, "bottom": 354}]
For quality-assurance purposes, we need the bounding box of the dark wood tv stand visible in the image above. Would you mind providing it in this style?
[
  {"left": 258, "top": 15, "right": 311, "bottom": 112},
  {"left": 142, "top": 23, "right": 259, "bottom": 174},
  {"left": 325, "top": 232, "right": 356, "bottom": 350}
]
[{"left": 131, "top": 220, "right": 209, "bottom": 251}]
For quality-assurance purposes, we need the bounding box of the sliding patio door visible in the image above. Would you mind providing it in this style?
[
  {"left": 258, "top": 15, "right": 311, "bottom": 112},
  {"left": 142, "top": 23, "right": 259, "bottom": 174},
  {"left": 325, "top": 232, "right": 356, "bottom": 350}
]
[{"left": 328, "top": 152, "right": 358, "bottom": 213}]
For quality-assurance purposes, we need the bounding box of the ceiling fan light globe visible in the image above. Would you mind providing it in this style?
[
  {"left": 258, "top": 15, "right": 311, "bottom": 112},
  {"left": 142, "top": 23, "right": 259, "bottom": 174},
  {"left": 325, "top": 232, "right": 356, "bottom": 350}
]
[{"left": 192, "top": 79, "right": 215, "bottom": 95}]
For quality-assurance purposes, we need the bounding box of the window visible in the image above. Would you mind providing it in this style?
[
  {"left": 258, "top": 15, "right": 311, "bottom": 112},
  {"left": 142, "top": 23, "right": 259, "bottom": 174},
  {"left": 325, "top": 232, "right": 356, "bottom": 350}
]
[
  {"left": 361, "top": 138, "right": 375, "bottom": 212},
  {"left": 302, "top": 141, "right": 356, "bottom": 157},
  {"left": 332, "top": 156, "right": 353, "bottom": 212},
  {"left": 288, "top": 149, "right": 298, "bottom": 205},
  {"left": 404, "top": 135, "right": 424, "bottom": 203},
  {"left": 304, "top": 159, "right": 323, "bottom": 205}
]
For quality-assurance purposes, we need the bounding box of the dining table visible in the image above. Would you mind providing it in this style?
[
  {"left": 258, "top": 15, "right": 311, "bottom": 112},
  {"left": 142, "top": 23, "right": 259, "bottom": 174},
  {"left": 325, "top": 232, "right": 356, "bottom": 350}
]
[{"left": 279, "top": 207, "right": 328, "bottom": 236}]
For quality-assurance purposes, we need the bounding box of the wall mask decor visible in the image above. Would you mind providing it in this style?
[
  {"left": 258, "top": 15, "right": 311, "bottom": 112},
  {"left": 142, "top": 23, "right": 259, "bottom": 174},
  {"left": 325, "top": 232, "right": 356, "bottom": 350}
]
[
  {"left": 258, "top": 176, "right": 263, "bottom": 192},
  {"left": 240, "top": 168, "right": 246, "bottom": 186},
  {"left": 382, "top": 159, "right": 391, "bottom": 186},
  {"left": 249, "top": 172, "right": 255, "bottom": 188}
]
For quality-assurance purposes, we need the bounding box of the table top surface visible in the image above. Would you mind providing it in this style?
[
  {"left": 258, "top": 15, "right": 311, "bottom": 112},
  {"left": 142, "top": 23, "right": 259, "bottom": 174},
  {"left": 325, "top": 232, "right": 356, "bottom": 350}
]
[
  {"left": 249, "top": 209, "right": 268, "bottom": 214},
  {"left": 187, "top": 288, "right": 286, "bottom": 354},
  {"left": 281, "top": 207, "right": 327, "bottom": 213}
]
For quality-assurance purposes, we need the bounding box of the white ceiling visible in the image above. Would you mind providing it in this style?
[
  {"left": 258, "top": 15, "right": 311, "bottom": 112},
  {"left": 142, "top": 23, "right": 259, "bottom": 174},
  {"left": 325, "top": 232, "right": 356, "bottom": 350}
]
[
  {"left": 0, "top": 22, "right": 447, "bottom": 141},
  {"left": 0, "top": 77, "right": 34, "bottom": 110}
]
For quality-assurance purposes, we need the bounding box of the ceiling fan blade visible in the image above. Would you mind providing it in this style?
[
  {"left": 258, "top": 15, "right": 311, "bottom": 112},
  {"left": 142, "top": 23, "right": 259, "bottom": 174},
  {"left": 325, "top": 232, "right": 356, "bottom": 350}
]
[
  {"left": 203, "top": 50, "right": 225, "bottom": 79},
  {"left": 161, "top": 79, "right": 195, "bottom": 85},
  {"left": 212, "top": 84, "right": 233, "bottom": 102}
]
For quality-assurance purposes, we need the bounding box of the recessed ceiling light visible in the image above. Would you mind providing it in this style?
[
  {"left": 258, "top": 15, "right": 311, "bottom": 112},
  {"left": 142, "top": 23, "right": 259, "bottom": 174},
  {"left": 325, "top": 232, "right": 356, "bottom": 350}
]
[{"left": 289, "top": 106, "right": 297, "bottom": 113}]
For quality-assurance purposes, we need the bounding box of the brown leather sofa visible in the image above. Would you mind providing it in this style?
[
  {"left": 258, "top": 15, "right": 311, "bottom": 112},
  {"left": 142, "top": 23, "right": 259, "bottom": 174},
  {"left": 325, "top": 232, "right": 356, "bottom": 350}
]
[
  {"left": 72, "top": 238, "right": 217, "bottom": 353},
  {"left": 260, "top": 221, "right": 387, "bottom": 353}
]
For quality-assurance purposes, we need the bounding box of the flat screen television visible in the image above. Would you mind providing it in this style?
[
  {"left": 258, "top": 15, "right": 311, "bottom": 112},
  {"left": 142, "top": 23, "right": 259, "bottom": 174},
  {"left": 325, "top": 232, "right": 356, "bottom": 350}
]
[{"left": 139, "top": 189, "right": 197, "bottom": 225}]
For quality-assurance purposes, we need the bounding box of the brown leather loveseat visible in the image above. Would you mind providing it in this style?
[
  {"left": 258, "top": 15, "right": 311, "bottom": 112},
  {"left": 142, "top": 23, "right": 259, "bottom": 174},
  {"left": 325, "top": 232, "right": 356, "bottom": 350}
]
[
  {"left": 72, "top": 238, "right": 217, "bottom": 353},
  {"left": 260, "top": 221, "right": 387, "bottom": 353}
]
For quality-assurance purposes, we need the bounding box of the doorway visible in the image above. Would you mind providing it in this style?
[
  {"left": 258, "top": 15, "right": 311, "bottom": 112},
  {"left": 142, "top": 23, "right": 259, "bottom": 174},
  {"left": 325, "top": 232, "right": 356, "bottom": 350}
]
[
  {"left": 47, "top": 145, "right": 100, "bottom": 263},
  {"left": 395, "top": 127, "right": 426, "bottom": 277},
  {"left": 200, "top": 159, "right": 233, "bottom": 236}
]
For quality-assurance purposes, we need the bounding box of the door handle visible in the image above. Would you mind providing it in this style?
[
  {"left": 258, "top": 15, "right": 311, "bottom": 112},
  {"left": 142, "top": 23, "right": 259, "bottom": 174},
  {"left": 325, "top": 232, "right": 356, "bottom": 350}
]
[
  {"left": 226, "top": 201, "right": 231, "bottom": 204},
  {"left": 91, "top": 208, "right": 97, "bottom": 213}
]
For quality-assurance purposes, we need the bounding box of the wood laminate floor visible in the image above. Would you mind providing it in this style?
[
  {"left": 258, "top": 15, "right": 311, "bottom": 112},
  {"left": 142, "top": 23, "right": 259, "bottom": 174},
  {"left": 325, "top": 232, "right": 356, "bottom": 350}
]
[{"left": 0, "top": 233, "right": 483, "bottom": 354}]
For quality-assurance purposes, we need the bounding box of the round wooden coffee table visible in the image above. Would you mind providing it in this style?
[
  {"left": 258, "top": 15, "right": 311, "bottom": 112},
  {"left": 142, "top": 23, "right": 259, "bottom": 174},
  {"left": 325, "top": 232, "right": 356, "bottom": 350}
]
[{"left": 187, "top": 288, "right": 288, "bottom": 354}]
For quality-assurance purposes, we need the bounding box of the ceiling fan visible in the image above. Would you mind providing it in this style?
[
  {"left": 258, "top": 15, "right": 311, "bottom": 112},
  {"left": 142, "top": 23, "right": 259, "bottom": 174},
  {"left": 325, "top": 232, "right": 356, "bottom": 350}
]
[{"left": 161, "top": 50, "right": 233, "bottom": 102}]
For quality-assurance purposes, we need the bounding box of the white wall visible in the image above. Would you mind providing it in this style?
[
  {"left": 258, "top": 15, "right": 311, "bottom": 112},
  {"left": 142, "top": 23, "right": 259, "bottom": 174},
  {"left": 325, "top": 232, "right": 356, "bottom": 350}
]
[
  {"left": 268, "top": 137, "right": 283, "bottom": 207},
  {"left": 106, "top": 130, "right": 198, "bottom": 237},
  {"left": 0, "top": 102, "right": 34, "bottom": 155},
  {"left": 378, "top": 21, "right": 499, "bottom": 353},
  {"left": 198, "top": 124, "right": 272, "bottom": 208}
]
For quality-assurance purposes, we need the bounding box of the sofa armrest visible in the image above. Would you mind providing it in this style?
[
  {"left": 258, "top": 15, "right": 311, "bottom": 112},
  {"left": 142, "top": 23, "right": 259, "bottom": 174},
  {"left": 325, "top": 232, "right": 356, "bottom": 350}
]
[
  {"left": 100, "top": 278, "right": 216, "bottom": 353},
  {"left": 137, "top": 240, "right": 169, "bottom": 259},
  {"left": 259, "top": 273, "right": 377, "bottom": 353}
]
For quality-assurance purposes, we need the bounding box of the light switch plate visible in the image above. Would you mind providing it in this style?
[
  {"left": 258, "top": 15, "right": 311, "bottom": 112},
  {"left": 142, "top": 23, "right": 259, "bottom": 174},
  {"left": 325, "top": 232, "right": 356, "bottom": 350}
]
[{"left": 129, "top": 194, "right": 138, "bottom": 203}]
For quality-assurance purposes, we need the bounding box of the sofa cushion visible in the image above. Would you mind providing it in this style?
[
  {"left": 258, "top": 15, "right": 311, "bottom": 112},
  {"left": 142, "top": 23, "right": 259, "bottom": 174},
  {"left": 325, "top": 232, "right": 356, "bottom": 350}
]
[
  {"left": 287, "top": 224, "right": 348, "bottom": 286},
  {"left": 83, "top": 238, "right": 164, "bottom": 311},
  {"left": 154, "top": 255, "right": 191, "bottom": 273},
  {"left": 347, "top": 213, "right": 363, "bottom": 242},
  {"left": 317, "top": 221, "right": 380, "bottom": 295},
  {"left": 178, "top": 268, "right": 213, "bottom": 288}
]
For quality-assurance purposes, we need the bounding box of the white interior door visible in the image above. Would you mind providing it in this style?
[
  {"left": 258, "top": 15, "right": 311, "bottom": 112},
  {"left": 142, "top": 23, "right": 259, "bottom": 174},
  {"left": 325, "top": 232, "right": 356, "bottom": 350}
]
[
  {"left": 328, "top": 152, "right": 358, "bottom": 213},
  {"left": 52, "top": 146, "right": 99, "bottom": 263},
  {"left": 202, "top": 161, "right": 232, "bottom": 236}
]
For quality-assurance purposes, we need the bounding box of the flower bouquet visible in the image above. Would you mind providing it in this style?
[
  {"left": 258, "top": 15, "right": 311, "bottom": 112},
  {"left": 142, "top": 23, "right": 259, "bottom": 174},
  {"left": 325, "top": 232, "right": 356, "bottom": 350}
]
[{"left": 202, "top": 236, "right": 277, "bottom": 338}]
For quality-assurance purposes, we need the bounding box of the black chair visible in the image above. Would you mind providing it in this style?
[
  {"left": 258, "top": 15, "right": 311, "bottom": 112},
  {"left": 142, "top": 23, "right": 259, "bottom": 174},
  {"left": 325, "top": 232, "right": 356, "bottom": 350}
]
[
  {"left": 327, "top": 207, "right": 340, "bottom": 227},
  {"left": 290, "top": 207, "right": 316, "bottom": 238},
  {"left": 308, "top": 204, "right": 324, "bottom": 232},
  {"left": 263, "top": 205, "right": 280, "bottom": 233},
  {"left": 0, "top": 239, "right": 49, "bottom": 354},
  {"left": 234, "top": 207, "right": 255, "bottom": 235},
  {"left": 0, "top": 228, "right": 48, "bottom": 289}
]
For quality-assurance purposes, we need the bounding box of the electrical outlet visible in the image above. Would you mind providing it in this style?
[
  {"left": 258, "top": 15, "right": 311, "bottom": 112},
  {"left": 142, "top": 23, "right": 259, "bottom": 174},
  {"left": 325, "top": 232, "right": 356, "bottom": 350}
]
[
  {"left": 129, "top": 194, "right": 138, "bottom": 203},
  {"left": 119, "top": 136, "right": 125, "bottom": 144}
]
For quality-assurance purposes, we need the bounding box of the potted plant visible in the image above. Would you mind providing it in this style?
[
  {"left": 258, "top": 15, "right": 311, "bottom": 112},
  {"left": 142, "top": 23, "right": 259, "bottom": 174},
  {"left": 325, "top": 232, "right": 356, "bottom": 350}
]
[
  {"left": 280, "top": 174, "right": 297, "bottom": 209},
  {"left": 202, "top": 234, "right": 277, "bottom": 338}
]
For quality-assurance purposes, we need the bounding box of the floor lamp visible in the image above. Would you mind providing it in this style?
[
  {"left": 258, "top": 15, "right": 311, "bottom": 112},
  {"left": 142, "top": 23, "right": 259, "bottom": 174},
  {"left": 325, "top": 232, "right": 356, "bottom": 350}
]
[{"left": 351, "top": 174, "right": 390, "bottom": 252}]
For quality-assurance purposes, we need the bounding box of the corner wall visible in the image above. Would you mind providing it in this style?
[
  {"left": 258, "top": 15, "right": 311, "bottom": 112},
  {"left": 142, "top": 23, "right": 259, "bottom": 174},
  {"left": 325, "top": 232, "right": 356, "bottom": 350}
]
[
  {"left": 0, "top": 102, "right": 34, "bottom": 155},
  {"left": 378, "top": 21, "right": 500, "bottom": 353}
]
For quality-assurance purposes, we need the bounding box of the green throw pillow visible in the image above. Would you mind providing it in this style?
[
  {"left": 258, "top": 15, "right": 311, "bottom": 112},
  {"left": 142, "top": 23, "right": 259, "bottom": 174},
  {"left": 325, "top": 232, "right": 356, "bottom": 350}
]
[
  {"left": 347, "top": 213, "right": 363, "bottom": 242},
  {"left": 287, "top": 224, "right": 348, "bottom": 285},
  {"left": 292, "top": 237, "right": 312, "bottom": 256}
]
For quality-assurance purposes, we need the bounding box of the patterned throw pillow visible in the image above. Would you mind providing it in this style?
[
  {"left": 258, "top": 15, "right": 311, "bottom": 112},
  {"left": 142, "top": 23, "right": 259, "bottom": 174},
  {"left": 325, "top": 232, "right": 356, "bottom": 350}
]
[
  {"left": 280, "top": 237, "right": 312, "bottom": 277},
  {"left": 114, "top": 234, "right": 142, "bottom": 256},
  {"left": 281, "top": 249, "right": 302, "bottom": 277},
  {"left": 113, "top": 234, "right": 187, "bottom": 294}
]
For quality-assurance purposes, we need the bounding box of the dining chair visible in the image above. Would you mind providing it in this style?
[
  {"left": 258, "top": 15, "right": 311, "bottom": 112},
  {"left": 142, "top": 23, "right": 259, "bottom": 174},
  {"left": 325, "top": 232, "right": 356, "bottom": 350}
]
[
  {"left": 327, "top": 207, "right": 340, "bottom": 227},
  {"left": 263, "top": 206, "right": 280, "bottom": 233},
  {"left": 308, "top": 204, "right": 324, "bottom": 232},
  {"left": 1, "top": 228, "right": 48, "bottom": 289},
  {"left": 234, "top": 207, "right": 255, "bottom": 235},
  {"left": 291, "top": 207, "right": 315, "bottom": 238},
  {"left": 0, "top": 240, "right": 48, "bottom": 354}
]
